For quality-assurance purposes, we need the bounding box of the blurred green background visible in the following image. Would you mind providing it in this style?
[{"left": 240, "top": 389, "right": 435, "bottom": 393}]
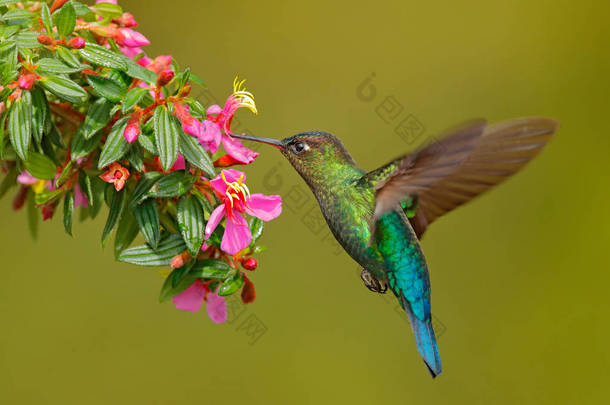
[{"left": 1, "top": 0, "right": 609, "bottom": 403}]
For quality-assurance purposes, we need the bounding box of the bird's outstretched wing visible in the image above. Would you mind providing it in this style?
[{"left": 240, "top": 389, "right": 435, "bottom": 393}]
[{"left": 361, "top": 117, "right": 559, "bottom": 238}]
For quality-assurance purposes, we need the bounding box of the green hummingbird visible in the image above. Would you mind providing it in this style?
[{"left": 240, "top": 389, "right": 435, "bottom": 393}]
[{"left": 230, "top": 117, "right": 558, "bottom": 377}]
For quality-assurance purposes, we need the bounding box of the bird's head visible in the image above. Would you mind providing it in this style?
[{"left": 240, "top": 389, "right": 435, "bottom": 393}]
[{"left": 230, "top": 131, "right": 358, "bottom": 187}]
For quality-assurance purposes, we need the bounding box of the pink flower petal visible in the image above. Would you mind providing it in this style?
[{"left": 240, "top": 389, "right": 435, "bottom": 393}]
[
  {"left": 205, "top": 204, "right": 226, "bottom": 239},
  {"left": 209, "top": 169, "right": 245, "bottom": 195},
  {"left": 221, "top": 135, "right": 258, "bottom": 165},
  {"left": 206, "top": 291, "right": 227, "bottom": 324},
  {"left": 17, "top": 171, "right": 38, "bottom": 185},
  {"left": 221, "top": 211, "right": 251, "bottom": 254},
  {"left": 206, "top": 104, "right": 222, "bottom": 115},
  {"left": 170, "top": 154, "right": 185, "bottom": 171},
  {"left": 116, "top": 28, "right": 150, "bottom": 47},
  {"left": 198, "top": 121, "right": 222, "bottom": 154},
  {"left": 172, "top": 281, "right": 205, "bottom": 312},
  {"left": 245, "top": 194, "right": 282, "bottom": 221},
  {"left": 74, "top": 184, "right": 88, "bottom": 208}
]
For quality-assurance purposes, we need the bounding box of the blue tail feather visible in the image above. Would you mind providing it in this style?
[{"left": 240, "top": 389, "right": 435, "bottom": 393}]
[{"left": 402, "top": 297, "right": 442, "bottom": 377}]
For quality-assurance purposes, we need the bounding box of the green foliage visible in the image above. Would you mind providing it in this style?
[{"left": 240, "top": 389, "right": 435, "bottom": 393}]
[{"left": 0, "top": 0, "right": 270, "bottom": 308}]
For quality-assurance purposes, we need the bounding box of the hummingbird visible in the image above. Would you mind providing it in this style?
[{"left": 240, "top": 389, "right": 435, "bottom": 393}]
[{"left": 230, "top": 117, "right": 558, "bottom": 377}]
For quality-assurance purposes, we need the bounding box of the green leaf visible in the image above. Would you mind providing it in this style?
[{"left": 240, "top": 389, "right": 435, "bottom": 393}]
[
  {"left": 114, "top": 208, "right": 138, "bottom": 257},
  {"left": 30, "top": 87, "right": 49, "bottom": 145},
  {"left": 191, "top": 189, "right": 214, "bottom": 214},
  {"left": 217, "top": 271, "right": 244, "bottom": 296},
  {"left": 148, "top": 171, "right": 195, "bottom": 198},
  {"left": 249, "top": 217, "right": 264, "bottom": 245},
  {"left": 54, "top": 160, "right": 74, "bottom": 188},
  {"left": 36, "top": 58, "right": 82, "bottom": 74},
  {"left": 0, "top": 1, "right": 19, "bottom": 7},
  {"left": 63, "top": 190, "right": 74, "bottom": 236},
  {"left": 2, "top": 9, "right": 34, "bottom": 24},
  {"left": 120, "top": 55, "right": 156, "bottom": 84},
  {"left": 125, "top": 144, "right": 143, "bottom": 171},
  {"left": 159, "top": 265, "right": 198, "bottom": 303},
  {"left": 121, "top": 87, "right": 148, "bottom": 113},
  {"left": 0, "top": 168, "right": 17, "bottom": 200},
  {"left": 16, "top": 31, "right": 41, "bottom": 48},
  {"left": 98, "top": 116, "right": 130, "bottom": 169},
  {"left": 86, "top": 74, "right": 126, "bottom": 102},
  {"left": 137, "top": 131, "right": 157, "bottom": 155},
  {"left": 71, "top": 128, "right": 101, "bottom": 162},
  {"left": 133, "top": 199, "right": 161, "bottom": 249},
  {"left": 129, "top": 171, "right": 162, "bottom": 208},
  {"left": 56, "top": 2, "right": 76, "bottom": 38},
  {"left": 117, "top": 234, "right": 186, "bottom": 266},
  {"left": 79, "top": 43, "right": 127, "bottom": 70},
  {"left": 40, "top": 3, "right": 53, "bottom": 35},
  {"left": 0, "top": 40, "right": 16, "bottom": 53},
  {"left": 177, "top": 125, "right": 215, "bottom": 177},
  {"left": 177, "top": 195, "right": 205, "bottom": 256},
  {"left": 191, "top": 258, "right": 232, "bottom": 280},
  {"left": 89, "top": 176, "right": 105, "bottom": 218},
  {"left": 153, "top": 106, "right": 178, "bottom": 171},
  {"left": 82, "top": 98, "right": 113, "bottom": 139},
  {"left": 56, "top": 46, "right": 81, "bottom": 68},
  {"left": 78, "top": 170, "right": 93, "bottom": 206},
  {"left": 35, "top": 189, "right": 63, "bottom": 205},
  {"left": 101, "top": 188, "right": 126, "bottom": 247},
  {"left": 39, "top": 75, "right": 88, "bottom": 104},
  {"left": 91, "top": 2, "right": 123, "bottom": 19},
  {"left": 8, "top": 90, "right": 32, "bottom": 160},
  {"left": 24, "top": 152, "right": 57, "bottom": 180},
  {"left": 26, "top": 189, "right": 39, "bottom": 240}
]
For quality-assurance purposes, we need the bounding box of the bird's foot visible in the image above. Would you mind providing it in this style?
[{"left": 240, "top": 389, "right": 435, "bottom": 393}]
[{"left": 360, "top": 269, "right": 387, "bottom": 294}]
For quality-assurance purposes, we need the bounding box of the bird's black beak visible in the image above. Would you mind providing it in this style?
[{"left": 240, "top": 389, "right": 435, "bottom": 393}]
[{"left": 229, "top": 133, "right": 283, "bottom": 149}]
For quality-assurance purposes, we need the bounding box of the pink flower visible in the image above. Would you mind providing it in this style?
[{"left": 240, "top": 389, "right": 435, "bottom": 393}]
[
  {"left": 147, "top": 55, "right": 172, "bottom": 75},
  {"left": 100, "top": 162, "right": 130, "bottom": 191},
  {"left": 205, "top": 169, "right": 282, "bottom": 254},
  {"left": 74, "top": 184, "right": 88, "bottom": 208},
  {"left": 173, "top": 101, "right": 200, "bottom": 137},
  {"left": 115, "top": 28, "right": 150, "bottom": 48},
  {"left": 198, "top": 79, "right": 259, "bottom": 165},
  {"left": 172, "top": 281, "right": 228, "bottom": 324},
  {"left": 17, "top": 171, "right": 38, "bottom": 185},
  {"left": 124, "top": 113, "right": 141, "bottom": 143}
]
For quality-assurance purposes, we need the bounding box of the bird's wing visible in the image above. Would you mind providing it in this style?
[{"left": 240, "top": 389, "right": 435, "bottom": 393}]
[{"left": 361, "top": 117, "right": 559, "bottom": 238}]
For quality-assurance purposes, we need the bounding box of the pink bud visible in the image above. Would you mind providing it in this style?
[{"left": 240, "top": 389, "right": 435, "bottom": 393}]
[
  {"left": 156, "top": 69, "right": 174, "bottom": 87},
  {"left": 0, "top": 102, "right": 5, "bottom": 115},
  {"left": 124, "top": 123, "right": 140, "bottom": 143},
  {"left": 18, "top": 74, "right": 37, "bottom": 90},
  {"left": 67, "top": 37, "right": 86, "bottom": 49},
  {"left": 115, "top": 28, "right": 150, "bottom": 47},
  {"left": 90, "top": 25, "right": 118, "bottom": 38},
  {"left": 37, "top": 34, "right": 54, "bottom": 45},
  {"left": 124, "top": 114, "right": 141, "bottom": 143},
  {"left": 113, "top": 12, "right": 138, "bottom": 28}
]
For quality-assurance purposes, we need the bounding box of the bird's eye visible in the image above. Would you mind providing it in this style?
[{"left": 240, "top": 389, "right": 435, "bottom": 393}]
[{"left": 292, "top": 141, "right": 307, "bottom": 154}]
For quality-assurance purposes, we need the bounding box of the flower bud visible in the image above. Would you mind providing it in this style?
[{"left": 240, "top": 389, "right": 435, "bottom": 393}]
[
  {"left": 41, "top": 203, "right": 56, "bottom": 221},
  {"left": 12, "top": 186, "right": 28, "bottom": 211},
  {"left": 0, "top": 102, "right": 4, "bottom": 115},
  {"left": 156, "top": 69, "right": 174, "bottom": 87},
  {"left": 37, "top": 34, "right": 54, "bottom": 46},
  {"left": 67, "top": 37, "right": 86, "bottom": 49},
  {"left": 241, "top": 257, "right": 258, "bottom": 271},
  {"left": 115, "top": 28, "right": 150, "bottom": 47},
  {"left": 170, "top": 251, "right": 191, "bottom": 269},
  {"left": 18, "top": 74, "right": 37, "bottom": 90},
  {"left": 241, "top": 274, "right": 256, "bottom": 304},
  {"left": 123, "top": 113, "right": 141, "bottom": 143},
  {"left": 113, "top": 12, "right": 138, "bottom": 28}
]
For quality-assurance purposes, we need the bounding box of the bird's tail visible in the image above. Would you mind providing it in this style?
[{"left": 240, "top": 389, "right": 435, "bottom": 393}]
[{"left": 401, "top": 296, "right": 442, "bottom": 378}]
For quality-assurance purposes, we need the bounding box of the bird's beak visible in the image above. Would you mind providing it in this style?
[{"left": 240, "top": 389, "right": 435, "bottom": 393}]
[{"left": 229, "top": 133, "right": 284, "bottom": 149}]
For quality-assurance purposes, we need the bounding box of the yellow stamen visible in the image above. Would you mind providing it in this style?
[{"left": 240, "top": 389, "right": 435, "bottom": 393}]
[
  {"left": 32, "top": 180, "right": 46, "bottom": 194},
  {"left": 232, "top": 76, "right": 258, "bottom": 115}
]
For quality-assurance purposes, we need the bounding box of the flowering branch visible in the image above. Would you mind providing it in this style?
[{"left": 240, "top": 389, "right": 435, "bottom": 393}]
[{"left": 0, "top": 0, "right": 282, "bottom": 324}]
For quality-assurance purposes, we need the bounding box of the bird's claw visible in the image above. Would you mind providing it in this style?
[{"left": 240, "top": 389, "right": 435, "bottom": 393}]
[{"left": 361, "top": 269, "right": 387, "bottom": 294}]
